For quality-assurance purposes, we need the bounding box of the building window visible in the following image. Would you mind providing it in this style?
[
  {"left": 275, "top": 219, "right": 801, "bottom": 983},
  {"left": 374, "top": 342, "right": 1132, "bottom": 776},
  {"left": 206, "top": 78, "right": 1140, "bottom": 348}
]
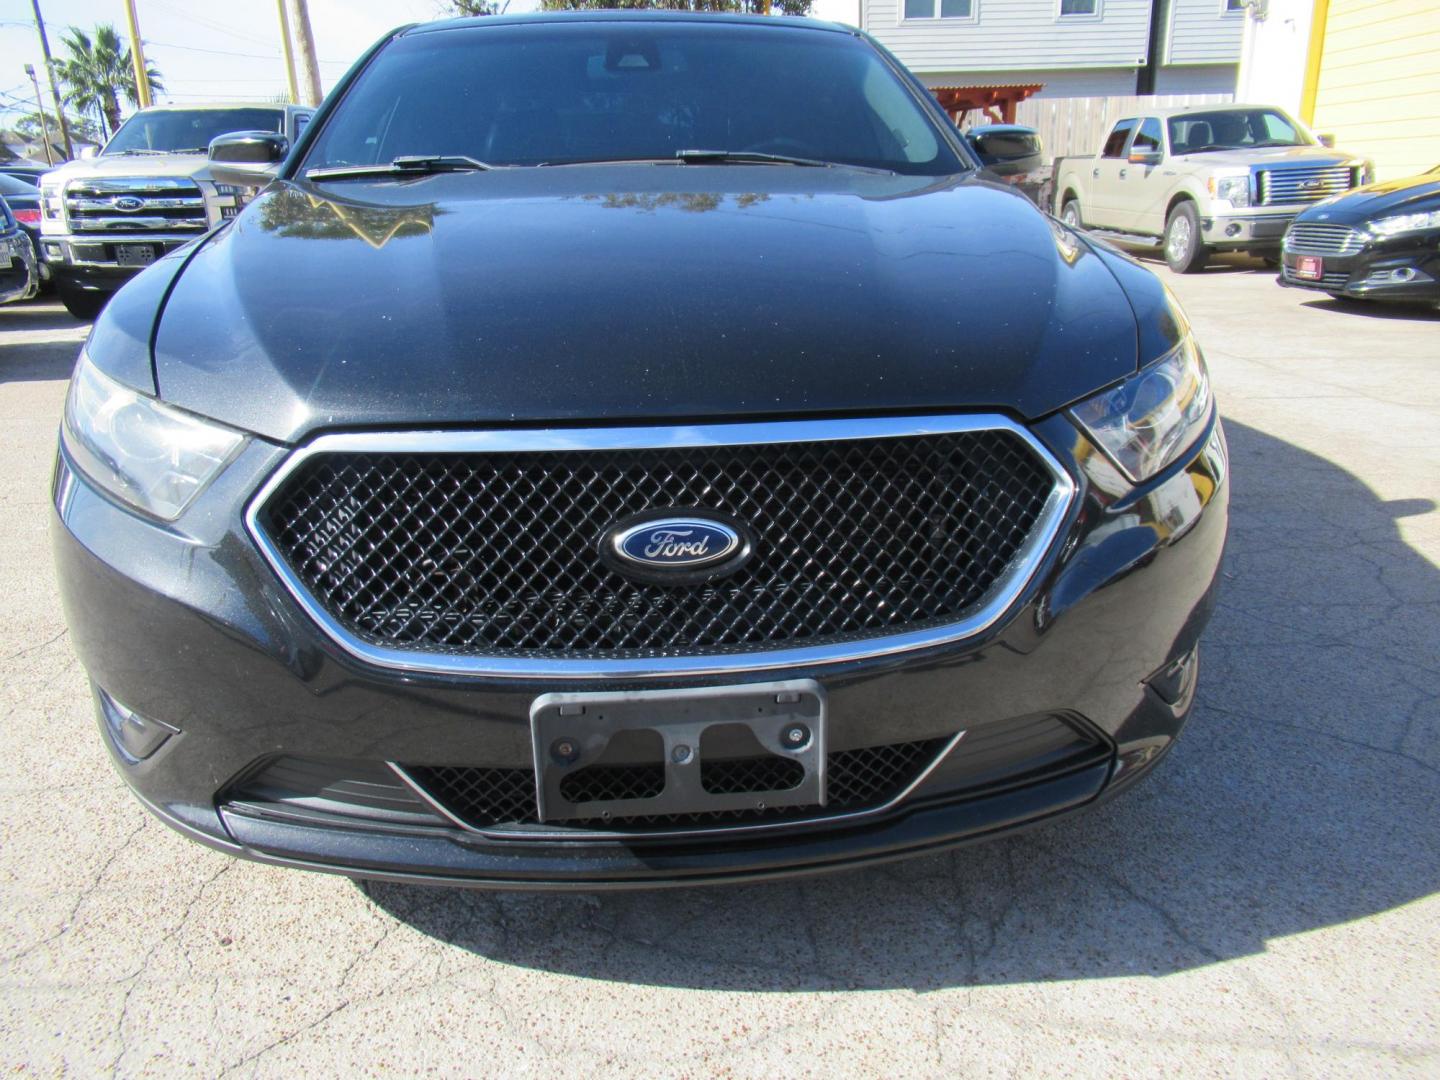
[
  {"left": 1059, "top": 0, "right": 1099, "bottom": 16},
  {"left": 904, "top": 0, "right": 975, "bottom": 19},
  {"left": 1222, "top": 0, "right": 1247, "bottom": 11}
]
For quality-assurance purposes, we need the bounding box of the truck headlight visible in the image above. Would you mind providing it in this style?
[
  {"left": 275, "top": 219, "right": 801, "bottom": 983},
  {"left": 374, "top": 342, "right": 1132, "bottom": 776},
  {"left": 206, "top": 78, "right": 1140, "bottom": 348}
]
[
  {"left": 1367, "top": 209, "right": 1440, "bottom": 238},
  {"left": 1070, "top": 334, "right": 1214, "bottom": 483},
  {"left": 40, "top": 183, "right": 64, "bottom": 232},
  {"left": 62, "top": 352, "right": 246, "bottom": 520},
  {"left": 1207, "top": 174, "right": 1251, "bottom": 208}
]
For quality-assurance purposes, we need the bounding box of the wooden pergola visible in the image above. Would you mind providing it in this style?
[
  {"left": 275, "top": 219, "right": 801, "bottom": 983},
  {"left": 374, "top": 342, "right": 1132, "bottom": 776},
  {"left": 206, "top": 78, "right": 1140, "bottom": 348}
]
[{"left": 929, "top": 84, "right": 1044, "bottom": 127}]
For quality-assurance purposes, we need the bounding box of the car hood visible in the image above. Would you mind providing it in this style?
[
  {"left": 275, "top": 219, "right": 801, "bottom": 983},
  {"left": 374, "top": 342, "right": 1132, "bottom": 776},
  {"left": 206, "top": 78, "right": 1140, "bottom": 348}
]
[
  {"left": 1170, "top": 147, "right": 1354, "bottom": 171},
  {"left": 1295, "top": 169, "right": 1440, "bottom": 224},
  {"left": 153, "top": 168, "right": 1142, "bottom": 443},
  {"left": 42, "top": 153, "right": 212, "bottom": 186}
]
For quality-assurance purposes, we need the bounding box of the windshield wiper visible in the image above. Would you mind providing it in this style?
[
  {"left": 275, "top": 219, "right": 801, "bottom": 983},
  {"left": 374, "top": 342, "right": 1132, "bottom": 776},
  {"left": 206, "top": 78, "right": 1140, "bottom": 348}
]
[
  {"left": 305, "top": 155, "right": 497, "bottom": 181},
  {"left": 675, "top": 149, "right": 832, "bottom": 168},
  {"left": 675, "top": 149, "right": 895, "bottom": 174},
  {"left": 111, "top": 149, "right": 169, "bottom": 156}
]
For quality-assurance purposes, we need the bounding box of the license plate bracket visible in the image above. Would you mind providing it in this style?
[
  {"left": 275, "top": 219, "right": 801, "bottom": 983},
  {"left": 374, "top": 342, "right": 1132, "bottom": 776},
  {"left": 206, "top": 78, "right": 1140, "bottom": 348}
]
[
  {"left": 115, "top": 243, "right": 157, "bottom": 267},
  {"left": 531, "top": 680, "right": 826, "bottom": 823},
  {"left": 1295, "top": 254, "right": 1324, "bottom": 281}
]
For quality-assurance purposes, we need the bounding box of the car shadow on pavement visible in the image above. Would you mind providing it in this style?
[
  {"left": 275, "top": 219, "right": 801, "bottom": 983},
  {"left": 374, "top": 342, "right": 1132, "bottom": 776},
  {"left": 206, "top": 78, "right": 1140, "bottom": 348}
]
[
  {"left": 1299, "top": 298, "right": 1440, "bottom": 322},
  {"left": 0, "top": 302, "right": 87, "bottom": 383},
  {"left": 362, "top": 418, "right": 1440, "bottom": 990}
]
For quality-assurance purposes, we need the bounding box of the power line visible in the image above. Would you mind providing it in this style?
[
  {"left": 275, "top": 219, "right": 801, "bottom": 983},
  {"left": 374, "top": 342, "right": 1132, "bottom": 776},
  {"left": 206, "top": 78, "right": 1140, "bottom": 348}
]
[
  {"left": 146, "top": 0, "right": 280, "bottom": 47},
  {"left": 145, "top": 39, "right": 350, "bottom": 64}
]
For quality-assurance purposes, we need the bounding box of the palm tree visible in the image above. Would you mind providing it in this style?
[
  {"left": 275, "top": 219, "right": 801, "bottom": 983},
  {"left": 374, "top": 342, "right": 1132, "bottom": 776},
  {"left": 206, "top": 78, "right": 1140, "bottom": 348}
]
[{"left": 53, "top": 24, "right": 164, "bottom": 140}]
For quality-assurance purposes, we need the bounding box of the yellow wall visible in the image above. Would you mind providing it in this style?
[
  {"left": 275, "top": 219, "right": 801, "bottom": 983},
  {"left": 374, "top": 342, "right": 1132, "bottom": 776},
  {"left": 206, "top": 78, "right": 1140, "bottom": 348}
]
[{"left": 1309, "top": 0, "right": 1440, "bottom": 181}]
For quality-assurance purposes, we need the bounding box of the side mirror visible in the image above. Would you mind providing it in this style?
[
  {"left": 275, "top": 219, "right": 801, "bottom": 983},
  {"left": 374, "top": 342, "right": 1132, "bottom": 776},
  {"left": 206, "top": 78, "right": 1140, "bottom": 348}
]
[
  {"left": 207, "top": 130, "right": 289, "bottom": 186},
  {"left": 1128, "top": 149, "right": 1163, "bottom": 166},
  {"left": 1316, "top": 132, "right": 1337, "bottom": 148},
  {"left": 78, "top": 146, "right": 98, "bottom": 160},
  {"left": 966, "top": 124, "right": 1044, "bottom": 178}
]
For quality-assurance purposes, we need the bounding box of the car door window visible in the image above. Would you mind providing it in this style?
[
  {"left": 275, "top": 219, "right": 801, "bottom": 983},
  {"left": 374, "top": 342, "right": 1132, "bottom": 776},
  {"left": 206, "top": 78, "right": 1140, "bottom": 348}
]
[
  {"left": 1131, "top": 118, "right": 1162, "bottom": 157},
  {"left": 1102, "top": 119, "right": 1138, "bottom": 158}
]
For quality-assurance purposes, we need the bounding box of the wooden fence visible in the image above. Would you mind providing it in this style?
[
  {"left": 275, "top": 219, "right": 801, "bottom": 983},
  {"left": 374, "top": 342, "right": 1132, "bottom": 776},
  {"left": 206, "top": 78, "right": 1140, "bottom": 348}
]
[{"left": 1012, "top": 93, "right": 1235, "bottom": 160}]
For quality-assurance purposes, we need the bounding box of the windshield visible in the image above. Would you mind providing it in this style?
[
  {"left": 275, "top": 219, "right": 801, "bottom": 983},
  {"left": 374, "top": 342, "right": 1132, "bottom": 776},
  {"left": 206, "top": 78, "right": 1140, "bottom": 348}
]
[
  {"left": 303, "top": 23, "right": 964, "bottom": 176},
  {"left": 105, "top": 108, "right": 285, "bottom": 155},
  {"left": 0, "top": 173, "right": 37, "bottom": 197},
  {"left": 1167, "top": 109, "right": 1312, "bottom": 154}
]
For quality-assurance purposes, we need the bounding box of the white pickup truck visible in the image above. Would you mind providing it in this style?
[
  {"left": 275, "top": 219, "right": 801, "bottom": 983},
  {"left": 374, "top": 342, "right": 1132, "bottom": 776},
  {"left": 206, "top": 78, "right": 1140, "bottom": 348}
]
[
  {"left": 1052, "top": 104, "right": 1370, "bottom": 272},
  {"left": 39, "top": 102, "right": 312, "bottom": 318}
]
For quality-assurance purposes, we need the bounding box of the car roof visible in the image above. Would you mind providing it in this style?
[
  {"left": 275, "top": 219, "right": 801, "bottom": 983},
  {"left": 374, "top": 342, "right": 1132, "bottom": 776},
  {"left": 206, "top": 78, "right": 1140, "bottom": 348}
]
[
  {"left": 135, "top": 102, "right": 303, "bottom": 113},
  {"left": 1140, "top": 103, "right": 1294, "bottom": 120},
  {"left": 405, "top": 10, "right": 856, "bottom": 36}
]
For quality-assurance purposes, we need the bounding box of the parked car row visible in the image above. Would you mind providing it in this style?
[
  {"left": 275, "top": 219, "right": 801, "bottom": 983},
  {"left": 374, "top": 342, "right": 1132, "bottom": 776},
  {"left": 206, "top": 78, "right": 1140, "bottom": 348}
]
[{"left": 1044, "top": 102, "right": 1439, "bottom": 307}]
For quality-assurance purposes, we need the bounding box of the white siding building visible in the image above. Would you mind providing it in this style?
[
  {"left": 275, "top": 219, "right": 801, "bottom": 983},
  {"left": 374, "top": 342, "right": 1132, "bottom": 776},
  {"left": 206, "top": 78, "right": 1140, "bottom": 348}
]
[{"left": 857, "top": 0, "right": 1242, "bottom": 103}]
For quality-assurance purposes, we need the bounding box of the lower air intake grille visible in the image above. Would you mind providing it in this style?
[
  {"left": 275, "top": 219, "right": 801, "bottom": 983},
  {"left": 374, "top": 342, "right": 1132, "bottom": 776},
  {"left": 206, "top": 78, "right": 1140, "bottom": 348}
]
[
  {"left": 257, "top": 428, "right": 1056, "bottom": 660},
  {"left": 405, "top": 737, "right": 948, "bottom": 832}
]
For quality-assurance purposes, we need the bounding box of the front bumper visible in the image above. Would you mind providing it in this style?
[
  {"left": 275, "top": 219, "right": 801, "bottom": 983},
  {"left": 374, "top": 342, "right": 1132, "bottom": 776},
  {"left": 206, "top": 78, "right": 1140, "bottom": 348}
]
[
  {"left": 1200, "top": 209, "right": 1295, "bottom": 251},
  {"left": 40, "top": 233, "right": 203, "bottom": 293},
  {"left": 1279, "top": 229, "right": 1440, "bottom": 302},
  {"left": 52, "top": 412, "right": 1229, "bottom": 888},
  {"left": 0, "top": 229, "right": 37, "bottom": 303}
]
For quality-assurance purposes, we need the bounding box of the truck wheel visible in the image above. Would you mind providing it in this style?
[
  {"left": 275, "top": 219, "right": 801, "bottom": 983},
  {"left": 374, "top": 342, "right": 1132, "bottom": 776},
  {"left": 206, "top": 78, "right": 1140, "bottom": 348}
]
[
  {"left": 59, "top": 284, "right": 108, "bottom": 322},
  {"left": 1163, "top": 203, "right": 1209, "bottom": 273},
  {"left": 1060, "top": 198, "right": 1083, "bottom": 230}
]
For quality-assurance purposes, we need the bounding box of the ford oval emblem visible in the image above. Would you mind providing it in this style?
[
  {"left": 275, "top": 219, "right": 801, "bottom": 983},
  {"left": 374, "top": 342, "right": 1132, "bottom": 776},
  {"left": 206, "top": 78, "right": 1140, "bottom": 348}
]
[
  {"left": 602, "top": 512, "right": 752, "bottom": 583},
  {"left": 113, "top": 196, "right": 145, "bottom": 212}
]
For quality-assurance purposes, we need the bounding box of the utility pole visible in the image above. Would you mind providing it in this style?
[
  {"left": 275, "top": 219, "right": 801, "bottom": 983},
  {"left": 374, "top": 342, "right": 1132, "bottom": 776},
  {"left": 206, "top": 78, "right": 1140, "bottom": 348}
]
[
  {"left": 29, "top": 0, "right": 73, "bottom": 160},
  {"left": 287, "top": 0, "right": 323, "bottom": 106},
  {"left": 23, "top": 63, "right": 55, "bottom": 165},
  {"left": 123, "top": 0, "right": 152, "bottom": 108},
  {"left": 275, "top": 0, "right": 301, "bottom": 105}
]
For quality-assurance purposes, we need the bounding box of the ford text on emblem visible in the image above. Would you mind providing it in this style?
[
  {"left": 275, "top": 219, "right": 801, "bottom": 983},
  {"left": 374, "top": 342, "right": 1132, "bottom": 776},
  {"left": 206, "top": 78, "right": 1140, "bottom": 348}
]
[
  {"left": 113, "top": 196, "right": 145, "bottom": 212},
  {"left": 601, "top": 511, "right": 752, "bottom": 583}
]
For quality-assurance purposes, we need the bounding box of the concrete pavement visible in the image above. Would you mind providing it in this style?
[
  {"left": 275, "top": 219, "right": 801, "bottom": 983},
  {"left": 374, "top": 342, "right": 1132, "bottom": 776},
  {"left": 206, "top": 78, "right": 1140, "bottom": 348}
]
[{"left": 0, "top": 259, "right": 1436, "bottom": 1077}]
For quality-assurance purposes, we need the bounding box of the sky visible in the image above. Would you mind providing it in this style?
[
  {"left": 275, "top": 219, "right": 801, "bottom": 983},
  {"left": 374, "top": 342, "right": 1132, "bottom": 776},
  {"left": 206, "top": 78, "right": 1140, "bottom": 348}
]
[{"left": 2, "top": 0, "right": 858, "bottom": 133}]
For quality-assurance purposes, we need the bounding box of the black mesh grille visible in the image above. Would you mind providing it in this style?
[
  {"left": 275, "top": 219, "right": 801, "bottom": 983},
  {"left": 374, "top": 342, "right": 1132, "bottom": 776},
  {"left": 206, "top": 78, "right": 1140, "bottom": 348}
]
[
  {"left": 404, "top": 738, "right": 947, "bottom": 832},
  {"left": 259, "top": 431, "right": 1053, "bottom": 658},
  {"left": 701, "top": 755, "right": 804, "bottom": 795},
  {"left": 560, "top": 761, "right": 666, "bottom": 804}
]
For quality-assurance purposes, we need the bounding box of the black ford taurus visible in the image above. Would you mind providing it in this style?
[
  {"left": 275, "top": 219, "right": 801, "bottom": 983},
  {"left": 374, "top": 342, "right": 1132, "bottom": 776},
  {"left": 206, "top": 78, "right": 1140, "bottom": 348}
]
[{"left": 51, "top": 13, "right": 1228, "bottom": 889}]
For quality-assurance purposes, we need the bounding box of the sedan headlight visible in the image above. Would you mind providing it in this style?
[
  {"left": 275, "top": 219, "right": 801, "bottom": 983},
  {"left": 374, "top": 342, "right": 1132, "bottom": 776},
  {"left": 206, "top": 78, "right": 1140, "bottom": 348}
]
[
  {"left": 1367, "top": 209, "right": 1440, "bottom": 238},
  {"left": 62, "top": 353, "right": 246, "bottom": 520},
  {"left": 1070, "top": 334, "right": 1213, "bottom": 483},
  {"left": 1208, "top": 174, "right": 1251, "bottom": 208}
]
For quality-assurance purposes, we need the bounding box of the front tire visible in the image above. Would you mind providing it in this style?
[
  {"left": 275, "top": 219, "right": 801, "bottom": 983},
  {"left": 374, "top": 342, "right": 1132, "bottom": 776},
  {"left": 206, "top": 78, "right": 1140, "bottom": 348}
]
[
  {"left": 1060, "top": 198, "right": 1083, "bottom": 230},
  {"left": 1163, "top": 203, "right": 1209, "bottom": 273},
  {"left": 58, "top": 284, "right": 108, "bottom": 322}
]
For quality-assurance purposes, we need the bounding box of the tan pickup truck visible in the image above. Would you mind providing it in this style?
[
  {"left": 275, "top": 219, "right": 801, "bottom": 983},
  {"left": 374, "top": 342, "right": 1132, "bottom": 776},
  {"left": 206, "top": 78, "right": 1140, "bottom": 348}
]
[{"left": 1052, "top": 104, "right": 1370, "bottom": 272}]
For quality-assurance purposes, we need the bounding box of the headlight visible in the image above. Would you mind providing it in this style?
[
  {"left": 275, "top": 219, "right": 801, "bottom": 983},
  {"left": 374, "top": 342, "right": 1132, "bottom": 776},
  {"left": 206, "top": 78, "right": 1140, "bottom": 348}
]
[
  {"left": 1208, "top": 174, "right": 1250, "bottom": 208},
  {"left": 1367, "top": 209, "right": 1440, "bottom": 238},
  {"left": 62, "top": 352, "right": 246, "bottom": 520},
  {"left": 1070, "top": 334, "right": 1214, "bottom": 483}
]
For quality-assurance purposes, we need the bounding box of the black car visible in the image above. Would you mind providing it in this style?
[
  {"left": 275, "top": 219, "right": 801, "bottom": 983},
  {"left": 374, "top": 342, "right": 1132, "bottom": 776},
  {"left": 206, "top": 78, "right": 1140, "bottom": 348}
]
[
  {"left": 0, "top": 163, "right": 48, "bottom": 187},
  {"left": 52, "top": 13, "right": 1228, "bottom": 889},
  {"left": 1280, "top": 164, "right": 1440, "bottom": 304},
  {"left": 0, "top": 172, "right": 46, "bottom": 287}
]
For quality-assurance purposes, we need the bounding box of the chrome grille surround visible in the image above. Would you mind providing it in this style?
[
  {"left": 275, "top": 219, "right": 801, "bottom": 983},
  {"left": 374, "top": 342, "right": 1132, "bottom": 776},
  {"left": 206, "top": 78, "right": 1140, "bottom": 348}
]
[
  {"left": 1257, "top": 164, "right": 1358, "bottom": 206},
  {"left": 1282, "top": 264, "right": 1350, "bottom": 289},
  {"left": 1284, "top": 222, "right": 1366, "bottom": 256},
  {"left": 246, "top": 416, "right": 1076, "bottom": 680},
  {"left": 63, "top": 176, "right": 209, "bottom": 234}
]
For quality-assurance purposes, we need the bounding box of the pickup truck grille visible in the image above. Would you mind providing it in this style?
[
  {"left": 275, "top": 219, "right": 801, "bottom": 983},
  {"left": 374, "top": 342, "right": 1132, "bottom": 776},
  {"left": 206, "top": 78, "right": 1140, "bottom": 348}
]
[
  {"left": 64, "top": 177, "right": 208, "bottom": 234},
  {"left": 1257, "top": 165, "right": 1357, "bottom": 206},
  {"left": 1283, "top": 223, "right": 1366, "bottom": 257},
  {"left": 256, "top": 427, "right": 1059, "bottom": 661}
]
